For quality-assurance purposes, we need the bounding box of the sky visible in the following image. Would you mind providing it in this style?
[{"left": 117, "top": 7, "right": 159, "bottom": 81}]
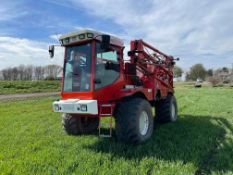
[{"left": 0, "top": 0, "right": 233, "bottom": 71}]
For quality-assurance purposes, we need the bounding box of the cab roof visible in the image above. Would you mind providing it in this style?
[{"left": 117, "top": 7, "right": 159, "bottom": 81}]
[{"left": 59, "top": 29, "right": 124, "bottom": 47}]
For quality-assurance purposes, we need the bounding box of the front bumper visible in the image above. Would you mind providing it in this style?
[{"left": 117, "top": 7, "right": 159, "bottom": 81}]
[{"left": 53, "top": 99, "right": 98, "bottom": 115}]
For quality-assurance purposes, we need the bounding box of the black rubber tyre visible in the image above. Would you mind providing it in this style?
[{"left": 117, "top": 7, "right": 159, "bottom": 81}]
[
  {"left": 114, "top": 98, "right": 153, "bottom": 145},
  {"left": 155, "top": 94, "right": 178, "bottom": 123},
  {"left": 62, "top": 114, "right": 99, "bottom": 135}
]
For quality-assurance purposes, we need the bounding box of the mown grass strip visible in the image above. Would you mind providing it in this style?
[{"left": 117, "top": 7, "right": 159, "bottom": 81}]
[{"left": 0, "top": 81, "right": 60, "bottom": 95}]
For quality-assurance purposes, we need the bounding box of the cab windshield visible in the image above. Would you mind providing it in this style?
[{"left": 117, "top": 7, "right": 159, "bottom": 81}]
[
  {"left": 63, "top": 42, "right": 120, "bottom": 92},
  {"left": 63, "top": 43, "right": 91, "bottom": 92}
]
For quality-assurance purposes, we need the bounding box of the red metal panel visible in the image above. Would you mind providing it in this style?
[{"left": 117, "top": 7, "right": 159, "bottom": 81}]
[{"left": 61, "top": 46, "right": 66, "bottom": 96}]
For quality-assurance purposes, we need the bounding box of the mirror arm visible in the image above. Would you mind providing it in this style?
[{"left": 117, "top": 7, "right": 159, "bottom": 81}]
[{"left": 48, "top": 44, "right": 62, "bottom": 59}]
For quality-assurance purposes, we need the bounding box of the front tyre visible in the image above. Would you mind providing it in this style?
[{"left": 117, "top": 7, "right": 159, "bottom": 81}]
[
  {"left": 115, "top": 98, "right": 153, "bottom": 145},
  {"left": 62, "top": 114, "right": 99, "bottom": 135}
]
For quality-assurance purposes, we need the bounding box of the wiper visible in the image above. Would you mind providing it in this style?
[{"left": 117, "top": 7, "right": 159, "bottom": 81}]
[
  {"left": 94, "top": 78, "right": 101, "bottom": 84},
  {"left": 72, "top": 73, "right": 80, "bottom": 76}
]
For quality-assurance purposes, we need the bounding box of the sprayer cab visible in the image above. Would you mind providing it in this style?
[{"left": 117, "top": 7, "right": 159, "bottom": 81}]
[{"left": 49, "top": 29, "right": 178, "bottom": 144}]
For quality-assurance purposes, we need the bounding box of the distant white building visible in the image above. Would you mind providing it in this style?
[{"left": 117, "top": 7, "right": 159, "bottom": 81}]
[{"left": 173, "top": 72, "right": 186, "bottom": 82}]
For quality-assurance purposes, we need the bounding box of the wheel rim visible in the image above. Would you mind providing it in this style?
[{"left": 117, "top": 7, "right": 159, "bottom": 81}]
[
  {"left": 171, "top": 102, "right": 176, "bottom": 121},
  {"left": 139, "top": 111, "right": 149, "bottom": 136}
]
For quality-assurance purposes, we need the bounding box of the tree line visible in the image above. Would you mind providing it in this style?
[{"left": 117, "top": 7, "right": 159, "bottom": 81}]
[
  {"left": 0, "top": 65, "right": 62, "bottom": 81},
  {"left": 174, "top": 63, "right": 233, "bottom": 85},
  {"left": 1, "top": 63, "right": 232, "bottom": 85}
]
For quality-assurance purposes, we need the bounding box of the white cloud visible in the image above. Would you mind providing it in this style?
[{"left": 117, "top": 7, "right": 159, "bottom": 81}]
[
  {"left": 0, "top": 37, "right": 64, "bottom": 70},
  {"left": 0, "top": 2, "right": 28, "bottom": 21},
  {"left": 66, "top": 0, "right": 233, "bottom": 69}
]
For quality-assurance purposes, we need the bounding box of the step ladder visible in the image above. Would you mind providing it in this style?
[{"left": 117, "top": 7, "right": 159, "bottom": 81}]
[{"left": 98, "top": 104, "right": 114, "bottom": 138}]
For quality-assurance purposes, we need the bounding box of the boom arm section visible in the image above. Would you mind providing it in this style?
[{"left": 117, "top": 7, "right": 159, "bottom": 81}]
[{"left": 127, "top": 40, "right": 177, "bottom": 89}]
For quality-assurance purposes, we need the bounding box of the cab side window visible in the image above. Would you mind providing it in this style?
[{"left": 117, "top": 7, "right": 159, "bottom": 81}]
[{"left": 95, "top": 43, "right": 120, "bottom": 90}]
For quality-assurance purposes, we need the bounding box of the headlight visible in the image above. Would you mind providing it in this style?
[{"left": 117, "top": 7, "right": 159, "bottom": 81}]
[
  {"left": 54, "top": 104, "right": 60, "bottom": 111},
  {"left": 87, "top": 33, "right": 94, "bottom": 38},
  {"left": 80, "top": 104, "right": 87, "bottom": 111},
  {"left": 79, "top": 34, "right": 85, "bottom": 39}
]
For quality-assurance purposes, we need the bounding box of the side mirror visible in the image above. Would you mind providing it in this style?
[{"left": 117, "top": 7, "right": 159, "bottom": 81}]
[
  {"left": 100, "top": 35, "right": 110, "bottom": 51},
  {"left": 49, "top": 45, "right": 55, "bottom": 58}
]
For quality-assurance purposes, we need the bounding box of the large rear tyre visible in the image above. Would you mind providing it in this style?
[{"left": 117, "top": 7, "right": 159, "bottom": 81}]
[
  {"left": 155, "top": 94, "right": 178, "bottom": 123},
  {"left": 62, "top": 114, "right": 99, "bottom": 135},
  {"left": 114, "top": 98, "right": 153, "bottom": 145}
]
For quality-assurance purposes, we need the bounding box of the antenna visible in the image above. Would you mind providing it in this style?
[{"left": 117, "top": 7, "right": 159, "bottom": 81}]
[
  {"left": 55, "top": 32, "right": 59, "bottom": 41},
  {"left": 55, "top": 32, "right": 63, "bottom": 45}
]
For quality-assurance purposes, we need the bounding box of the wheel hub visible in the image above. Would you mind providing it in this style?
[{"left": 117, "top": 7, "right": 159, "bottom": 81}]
[
  {"left": 139, "top": 111, "right": 149, "bottom": 136},
  {"left": 171, "top": 102, "right": 176, "bottom": 121}
]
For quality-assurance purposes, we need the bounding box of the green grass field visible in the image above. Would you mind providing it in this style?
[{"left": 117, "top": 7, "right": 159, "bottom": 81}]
[
  {"left": 0, "top": 81, "right": 60, "bottom": 95},
  {"left": 0, "top": 85, "right": 232, "bottom": 175}
]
